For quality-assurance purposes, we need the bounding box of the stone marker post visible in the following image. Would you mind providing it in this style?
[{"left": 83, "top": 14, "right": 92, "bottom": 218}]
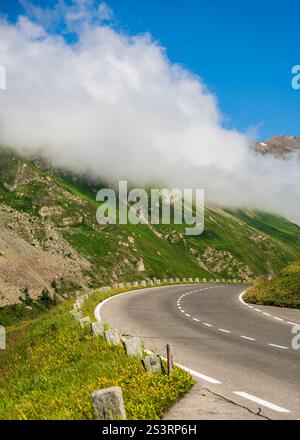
[
  {"left": 91, "top": 321, "right": 104, "bottom": 335},
  {"left": 104, "top": 328, "right": 120, "bottom": 345},
  {"left": 79, "top": 316, "right": 91, "bottom": 329},
  {"left": 123, "top": 337, "right": 143, "bottom": 358},
  {"left": 0, "top": 325, "right": 5, "bottom": 350},
  {"left": 142, "top": 355, "right": 162, "bottom": 374},
  {"left": 92, "top": 387, "right": 126, "bottom": 420},
  {"left": 72, "top": 311, "right": 83, "bottom": 321}
]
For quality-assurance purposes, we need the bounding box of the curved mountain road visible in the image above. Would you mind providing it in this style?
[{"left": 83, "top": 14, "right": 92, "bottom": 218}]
[{"left": 96, "top": 284, "right": 300, "bottom": 420}]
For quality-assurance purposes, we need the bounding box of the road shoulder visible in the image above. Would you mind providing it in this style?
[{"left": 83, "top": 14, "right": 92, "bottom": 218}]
[{"left": 164, "top": 381, "right": 266, "bottom": 420}]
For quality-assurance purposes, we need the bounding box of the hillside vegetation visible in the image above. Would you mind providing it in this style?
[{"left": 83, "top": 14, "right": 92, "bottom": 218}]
[
  {"left": 0, "top": 287, "right": 193, "bottom": 420},
  {"left": 1, "top": 145, "right": 300, "bottom": 307},
  {"left": 244, "top": 260, "right": 300, "bottom": 308}
]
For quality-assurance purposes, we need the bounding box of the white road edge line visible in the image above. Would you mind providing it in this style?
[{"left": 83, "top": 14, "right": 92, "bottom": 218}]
[
  {"left": 238, "top": 291, "right": 248, "bottom": 305},
  {"left": 144, "top": 350, "right": 222, "bottom": 384},
  {"left": 233, "top": 391, "right": 290, "bottom": 413},
  {"left": 238, "top": 290, "right": 300, "bottom": 326},
  {"left": 95, "top": 286, "right": 223, "bottom": 385}
]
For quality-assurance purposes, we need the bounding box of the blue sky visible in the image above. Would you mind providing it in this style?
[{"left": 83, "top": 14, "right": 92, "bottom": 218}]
[{"left": 1, "top": 0, "right": 300, "bottom": 140}]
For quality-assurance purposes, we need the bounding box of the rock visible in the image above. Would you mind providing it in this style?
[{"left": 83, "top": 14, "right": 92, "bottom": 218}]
[
  {"left": 39, "top": 205, "right": 63, "bottom": 218},
  {"left": 182, "top": 278, "right": 187, "bottom": 283},
  {"left": 104, "top": 328, "right": 120, "bottom": 345},
  {"left": 128, "top": 236, "right": 134, "bottom": 244},
  {"left": 175, "top": 278, "right": 180, "bottom": 283},
  {"left": 91, "top": 387, "right": 126, "bottom": 420},
  {"left": 91, "top": 321, "right": 104, "bottom": 335},
  {"left": 3, "top": 183, "right": 14, "bottom": 192},
  {"left": 141, "top": 280, "right": 146, "bottom": 287},
  {"left": 188, "top": 278, "right": 193, "bottom": 283},
  {"left": 142, "top": 355, "right": 162, "bottom": 374},
  {"left": 126, "top": 282, "right": 131, "bottom": 288},
  {"left": 136, "top": 260, "right": 145, "bottom": 272},
  {"left": 168, "top": 278, "right": 174, "bottom": 283},
  {"left": 79, "top": 316, "right": 91, "bottom": 329},
  {"left": 118, "top": 283, "right": 124, "bottom": 289},
  {"left": 155, "top": 279, "right": 161, "bottom": 285},
  {"left": 194, "top": 278, "right": 200, "bottom": 282},
  {"left": 123, "top": 337, "right": 143, "bottom": 358},
  {"left": 202, "top": 278, "right": 207, "bottom": 282},
  {"left": 147, "top": 280, "right": 153, "bottom": 286},
  {"left": 133, "top": 281, "right": 139, "bottom": 287}
]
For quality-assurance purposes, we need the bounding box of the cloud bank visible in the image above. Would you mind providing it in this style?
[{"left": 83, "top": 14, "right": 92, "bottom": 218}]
[{"left": 0, "top": 1, "right": 299, "bottom": 222}]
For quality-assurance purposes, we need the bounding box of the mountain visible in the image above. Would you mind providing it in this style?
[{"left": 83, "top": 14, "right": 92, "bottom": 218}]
[
  {"left": 1, "top": 146, "right": 300, "bottom": 306},
  {"left": 255, "top": 135, "right": 300, "bottom": 158},
  {"left": 245, "top": 260, "right": 300, "bottom": 308}
]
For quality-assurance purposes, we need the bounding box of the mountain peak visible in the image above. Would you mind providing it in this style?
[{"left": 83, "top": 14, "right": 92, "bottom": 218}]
[{"left": 255, "top": 135, "right": 300, "bottom": 158}]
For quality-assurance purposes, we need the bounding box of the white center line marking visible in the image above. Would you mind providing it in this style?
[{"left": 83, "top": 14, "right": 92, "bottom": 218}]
[
  {"left": 287, "top": 321, "right": 298, "bottom": 326},
  {"left": 203, "top": 323, "right": 213, "bottom": 327},
  {"left": 274, "top": 317, "right": 284, "bottom": 322},
  {"left": 218, "top": 328, "right": 231, "bottom": 334},
  {"left": 193, "top": 318, "right": 200, "bottom": 322},
  {"left": 268, "top": 343, "right": 288, "bottom": 350},
  {"left": 180, "top": 310, "right": 185, "bottom": 313},
  {"left": 263, "top": 312, "right": 271, "bottom": 316},
  {"left": 185, "top": 314, "right": 191, "bottom": 317},
  {"left": 254, "top": 308, "right": 262, "bottom": 312},
  {"left": 240, "top": 335, "right": 256, "bottom": 341},
  {"left": 233, "top": 391, "right": 290, "bottom": 413}
]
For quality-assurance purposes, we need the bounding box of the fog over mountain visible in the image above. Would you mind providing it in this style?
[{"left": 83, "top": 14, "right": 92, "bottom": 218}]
[{"left": 0, "top": 1, "right": 299, "bottom": 222}]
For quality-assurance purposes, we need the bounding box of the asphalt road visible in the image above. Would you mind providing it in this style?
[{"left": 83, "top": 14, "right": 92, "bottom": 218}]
[{"left": 97, "top": 284, "right": 300, "bottom": 419}]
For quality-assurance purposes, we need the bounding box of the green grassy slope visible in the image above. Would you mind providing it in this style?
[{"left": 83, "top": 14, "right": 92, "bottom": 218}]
[
  {"left": 0, "top": 288, "right": 193, "bottom": 420},
  {"left": 244, "top": 260, "right": 300, "bottom": 308},
  {"left": 1, "top": 145, "right": 300, "bottom": 297}
]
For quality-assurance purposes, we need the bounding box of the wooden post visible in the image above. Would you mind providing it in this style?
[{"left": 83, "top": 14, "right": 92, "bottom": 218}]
[{"left": 166, "top": 344, "right": 174, "bottom": 376}]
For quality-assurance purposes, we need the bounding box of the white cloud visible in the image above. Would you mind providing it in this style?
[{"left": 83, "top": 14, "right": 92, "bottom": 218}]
[
  {"left": 98, "top": 3, "right": 114, "bottom": 21},
  {"left": 0, "top": 3, "right": 299, "bottom": 223}
]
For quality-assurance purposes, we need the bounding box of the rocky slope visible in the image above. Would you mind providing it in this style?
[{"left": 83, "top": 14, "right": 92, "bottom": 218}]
[
  {"left": 1, "top": 146, "right": 300, "bottom": 306},
  {"left": 255, "top": 135, "right": 300, "bottom": 158}
]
